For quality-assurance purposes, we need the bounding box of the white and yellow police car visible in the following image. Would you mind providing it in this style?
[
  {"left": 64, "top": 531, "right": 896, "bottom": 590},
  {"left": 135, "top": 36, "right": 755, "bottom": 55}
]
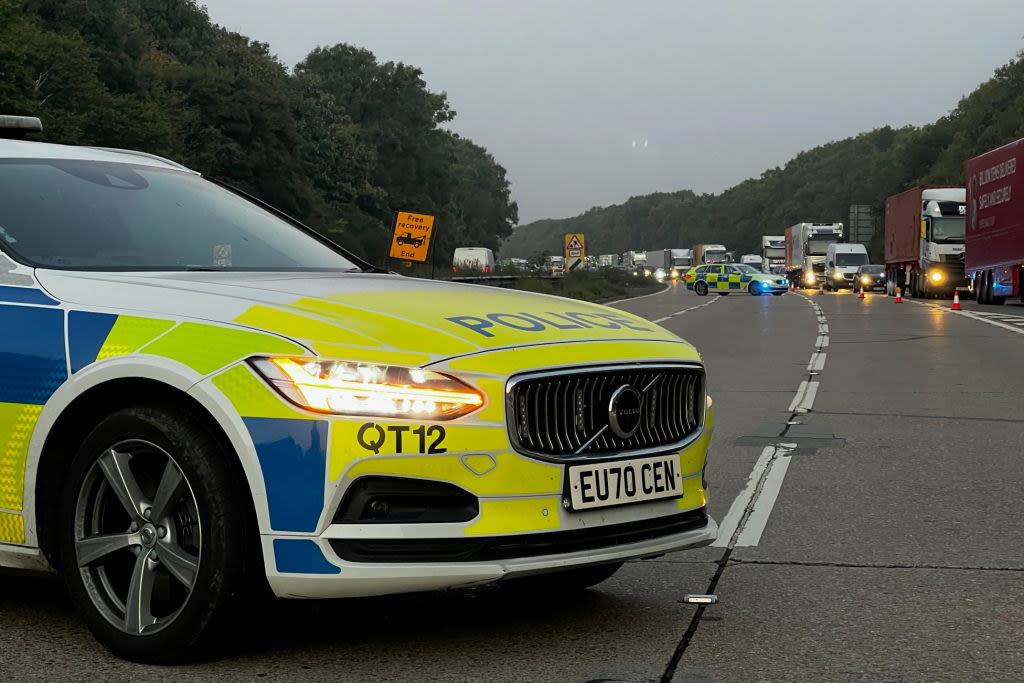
[{"left": 0, "top": 117, "right": 716, "bottom": 662}]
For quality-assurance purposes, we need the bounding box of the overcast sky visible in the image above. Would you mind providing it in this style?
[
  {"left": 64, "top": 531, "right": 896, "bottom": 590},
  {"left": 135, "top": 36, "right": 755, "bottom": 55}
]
[{"left": 203, "top": 0, "right": 1024, "bottom": 223}]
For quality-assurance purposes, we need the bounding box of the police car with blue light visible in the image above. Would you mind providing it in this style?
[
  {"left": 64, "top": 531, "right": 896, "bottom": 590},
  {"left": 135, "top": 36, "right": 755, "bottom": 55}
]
[
  {"left": 0, "top": 116, "right": 717, "bottom": 662},
  {"left": 682, "top": 263, "right": 788, "bottom": 296}
]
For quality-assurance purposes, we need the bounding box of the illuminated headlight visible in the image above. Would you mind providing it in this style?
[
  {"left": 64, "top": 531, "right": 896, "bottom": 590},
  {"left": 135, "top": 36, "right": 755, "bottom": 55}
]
[
  {"left": 644, "top": 269, "right": 652, "bottom": 277},
  {"left": 670, "top": 269, "right": 679, "bottom": 279},
  {"left": 250, "top": 358, "right": 484, "bottom": 420},
  {"left": 861, "top": 276, "right": 871, "bottom": 284},
  {"left": 833, "top": 272, "right": 843, "bottom": 280},
  {"left": 929, "top": 271, "right": 944, "bottom": 283},
  {"left": 804, "top": 272, "right": 816, "bottom": 284}
]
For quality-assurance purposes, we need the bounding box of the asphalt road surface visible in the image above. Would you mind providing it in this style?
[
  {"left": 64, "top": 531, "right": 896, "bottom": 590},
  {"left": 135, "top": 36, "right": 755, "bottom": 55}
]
[{"left": 3, "top": 283, "right": 1023, "bottom": 682}]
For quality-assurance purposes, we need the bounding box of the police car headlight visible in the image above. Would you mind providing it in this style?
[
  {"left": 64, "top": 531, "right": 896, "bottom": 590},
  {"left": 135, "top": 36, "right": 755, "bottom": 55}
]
[{"left": 251, "top": 358, "right": 484, "bottom": 420}]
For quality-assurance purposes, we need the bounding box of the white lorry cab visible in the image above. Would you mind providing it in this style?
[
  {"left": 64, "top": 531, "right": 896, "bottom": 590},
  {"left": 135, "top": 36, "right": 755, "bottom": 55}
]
[
  {"left": 824, "top": 243, "right": 869, "bottom": 290},
  {"left": 452, "top": 247, "right": 496, "bottom": 274},
  {"left": 740, "top": 254, "right": 764, "bottom": 270}
]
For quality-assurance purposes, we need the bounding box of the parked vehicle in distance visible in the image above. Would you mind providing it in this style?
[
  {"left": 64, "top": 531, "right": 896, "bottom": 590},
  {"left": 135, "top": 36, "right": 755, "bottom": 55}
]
[
  {"left": 966, "top": 139, "right": 1023, "bottom": 304},
  {"left": 761, "top": 236, "right": 786, "bottom": 272},
  {"left": 740, "top": 254, "right": 764, "bottom": 270},
  {"left": 785, "top": 222, "right": 844, "bottom": 287},
  {"left": 855, "top": 265, "right": 887, "bottom": 291},
  {"left": 396, "top": 232, "right": 424, "bottom": 248},
  {"left": 544, "top": 254, "right": 565, "bottom": 276},
  {"left": 621, "top": 250, "right": 647, "bottom": 272},
  {"left": 885, "top": 187, "right": 967, "bottom": 298},
  {"left": 824, "top": 243, "right": 869, "bottom": 290},
  {"left": 452, "top": 247, "right": 495, "bottom": 273},
  {"left": 693, "top": 244, "right": 728, "bottom": 265},
  {"left": 598, "top": 253, "right": 619, "bottom": 267}
]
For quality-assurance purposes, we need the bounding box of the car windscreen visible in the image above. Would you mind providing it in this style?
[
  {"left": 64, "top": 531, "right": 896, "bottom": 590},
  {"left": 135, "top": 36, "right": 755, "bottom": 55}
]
[
  {"left": 733, "top": 264, "right": 760, "bottom": 274},
  {"left": 0, "top": 159, "right": 360, "bottom": 271},
  {"left": 835, "top": 253, "right": 869, "bottom": 266},
  {"left": 861, "top": 265, "right": 884, "bottom": 274}
]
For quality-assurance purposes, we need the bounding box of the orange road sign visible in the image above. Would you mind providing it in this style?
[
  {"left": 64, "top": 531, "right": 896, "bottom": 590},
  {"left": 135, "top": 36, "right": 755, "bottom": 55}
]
[
  {"left": 389, "top": 211, "right": 435, "bottom": 262},
  {"left": 565, "top": 233, "right": 585, "bottom": 270}
]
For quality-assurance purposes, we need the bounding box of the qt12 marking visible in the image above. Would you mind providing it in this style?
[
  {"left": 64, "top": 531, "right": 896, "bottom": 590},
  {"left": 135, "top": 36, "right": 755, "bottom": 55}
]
[{"left": 357, "top": 423, "right": 447, "bottom": 454}]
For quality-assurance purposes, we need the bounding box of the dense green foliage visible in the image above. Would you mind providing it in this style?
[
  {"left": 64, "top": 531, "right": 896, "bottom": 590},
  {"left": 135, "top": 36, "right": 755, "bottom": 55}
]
[
  {"left": 502, "top": 52, "right": 1024, "bottom": 261},
  {"left": 0, "top": 0, "right": 517, "bottom": 265}
]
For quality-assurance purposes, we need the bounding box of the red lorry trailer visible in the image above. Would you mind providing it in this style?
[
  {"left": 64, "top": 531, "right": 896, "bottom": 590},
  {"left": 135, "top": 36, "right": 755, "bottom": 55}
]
[
  {"left": 966, "top": 138, "right": 1024, "bottom": 305},
  {"left": 885, "top": 187, "right": 967, "bottom": 298}
]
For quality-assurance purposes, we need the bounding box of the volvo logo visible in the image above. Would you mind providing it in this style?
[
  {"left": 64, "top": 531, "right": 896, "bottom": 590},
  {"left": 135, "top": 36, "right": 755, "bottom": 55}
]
[{"left": 608, "top": 384, "right": 643, "bottom": 439}]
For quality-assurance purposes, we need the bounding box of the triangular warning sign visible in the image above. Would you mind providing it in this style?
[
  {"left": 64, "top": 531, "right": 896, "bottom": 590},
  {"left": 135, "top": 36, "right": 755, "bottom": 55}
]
[{"left": 566, "top": 235, "right": 583, "bottom": 250}]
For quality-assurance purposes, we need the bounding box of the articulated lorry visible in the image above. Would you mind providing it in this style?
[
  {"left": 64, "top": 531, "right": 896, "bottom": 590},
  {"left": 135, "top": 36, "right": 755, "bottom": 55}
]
[
  {"left": 693, "top": 244, "right": 728, "bottom": 265},
  {"left": 884, "top": 187, "right": 967, "bottom": 298},
  {"left": 761, "top": 235, "right": 786, "bottom": 272},
  {"left": 785, "top": 223, "right": 844, "bottom": 287},
  {"left": 966, "top": 139, "right": 1024, "bottom": 304},
  {"left": 647, "top": 248, "right": 695, "bottom": 277}
]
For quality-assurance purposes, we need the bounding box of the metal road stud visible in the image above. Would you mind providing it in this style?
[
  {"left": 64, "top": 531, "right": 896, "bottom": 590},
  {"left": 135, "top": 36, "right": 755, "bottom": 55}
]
[
  {"left": 683, "top": 594, "right": 719, "bottom": 605},
  {"left": 952, "top": 291, "right": 962, "bottom": 310}
]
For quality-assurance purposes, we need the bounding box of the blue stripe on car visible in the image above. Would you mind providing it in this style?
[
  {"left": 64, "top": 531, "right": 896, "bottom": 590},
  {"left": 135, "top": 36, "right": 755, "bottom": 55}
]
[
  {"left": 244, "top": 417, "right": 329, "bottom": 532},
  {"left": 68, "top": 311, "right": 118, "bottom": 374},
  {"left": 0, "top": 305, "right": 66, "bottom": 404},
  {"left": 273, "top": 539, "right": 341, "bottom": 574},
  {"left": 0, "top": 286, "right": 59, "bottom": 306}
]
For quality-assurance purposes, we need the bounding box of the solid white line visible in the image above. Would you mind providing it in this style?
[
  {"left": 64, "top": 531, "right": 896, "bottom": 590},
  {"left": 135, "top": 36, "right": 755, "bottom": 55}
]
[
  {"left": 711, "top": 446, "right": 775, "bottom": 547},
  {"left": 907, "top": 300, "right": 1024, "bottom": 336},
  {"left": 735, "top": 449, "right": 793, "bottom": 547},
  {"left": 612, "top": 283, "right": 673, "bottom": 304},
  {"left": 653, "top": 315, "right": 671, "bottom": 323}
]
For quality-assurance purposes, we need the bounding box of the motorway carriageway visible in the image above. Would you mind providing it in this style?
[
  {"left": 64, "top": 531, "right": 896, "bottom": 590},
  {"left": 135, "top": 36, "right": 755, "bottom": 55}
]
[{"left": 2, "top": 284, "right": 1024, "bottom": 681}]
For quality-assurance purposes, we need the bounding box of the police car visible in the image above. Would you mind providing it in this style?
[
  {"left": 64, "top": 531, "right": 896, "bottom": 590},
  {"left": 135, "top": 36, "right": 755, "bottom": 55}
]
[
  {"left": 0, "top": 117, "right": 717, "bottom": 662},
  {"left": 683, "top": 264, "right": 788, "bottom": 296}
]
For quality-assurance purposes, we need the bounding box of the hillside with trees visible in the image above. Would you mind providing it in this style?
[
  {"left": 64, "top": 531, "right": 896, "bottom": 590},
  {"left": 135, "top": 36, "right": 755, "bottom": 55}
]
[
  {"left": 0, "top": 0, "right": 517, "bottom": 265},
  {"left": 502, "top": 52, "right": 1024, "bottom": 261}
]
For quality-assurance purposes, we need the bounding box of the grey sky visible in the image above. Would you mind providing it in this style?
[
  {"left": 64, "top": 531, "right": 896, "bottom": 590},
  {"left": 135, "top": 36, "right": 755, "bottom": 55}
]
[{"left": 203, "top": 0, "right": 1024, "bottom": 223}]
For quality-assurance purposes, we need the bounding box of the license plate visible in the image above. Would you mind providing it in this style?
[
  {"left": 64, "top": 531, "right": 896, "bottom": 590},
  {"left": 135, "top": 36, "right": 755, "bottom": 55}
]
[{"left": 567, "top": 454, "right": 683, "bottom": 511}]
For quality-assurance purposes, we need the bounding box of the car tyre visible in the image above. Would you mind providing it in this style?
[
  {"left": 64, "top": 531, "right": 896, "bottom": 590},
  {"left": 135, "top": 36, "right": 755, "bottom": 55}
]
[
  {"left": 747, "top": 282, "right": 761, "bottom": 296},
  {"left": 59, "top": 404, "right": 251, "bottom": 664},
  {"left": 503, "top": 562, "right": 624, "bottom": 593},
  {"left": 694, "top": 281, "right": 708, "bottom": 296}
]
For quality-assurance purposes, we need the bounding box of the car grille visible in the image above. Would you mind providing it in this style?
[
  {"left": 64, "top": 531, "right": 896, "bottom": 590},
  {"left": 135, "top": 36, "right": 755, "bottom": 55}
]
[
  {"left": 329, "top": 508, "right": 709, "bottom": 563},
  {"left": 507, "top": 364, "right": 704, "bottom": 459}
]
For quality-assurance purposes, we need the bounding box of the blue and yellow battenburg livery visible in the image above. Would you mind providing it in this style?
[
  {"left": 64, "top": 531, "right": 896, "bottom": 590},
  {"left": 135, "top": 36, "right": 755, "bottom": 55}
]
[
  {"left": 683, "top": 264, "right": 789, "bottom": 294},
  {"left": 0, "top": 129, "right": 716, "bottom": 660}
]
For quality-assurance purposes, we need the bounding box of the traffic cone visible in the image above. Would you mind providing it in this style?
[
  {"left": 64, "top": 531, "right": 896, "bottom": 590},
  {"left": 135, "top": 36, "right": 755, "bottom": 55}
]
[
  {"left": 818, "top": 283, "right": 824, "bottom": 295},
  {"left": 858, "top": 287, "right": 865, "bottom": 299},
  {"left": 788, "top": 283, "right": 794, "bottom": 292},
  {"left": 894, "top": 287, "right": 903, "bottom": 303},
  {"left": 952, "top": 291, "right": 961, "bottom": 310}
]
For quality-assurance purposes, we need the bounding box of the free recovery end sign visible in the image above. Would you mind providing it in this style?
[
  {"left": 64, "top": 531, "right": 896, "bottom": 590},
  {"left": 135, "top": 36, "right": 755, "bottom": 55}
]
[
  {"left": 389, "top": 211, "right": 436, "bottom": 263},
  {"left": 564, "top": 233, "right": 585, "bottom": 271}
]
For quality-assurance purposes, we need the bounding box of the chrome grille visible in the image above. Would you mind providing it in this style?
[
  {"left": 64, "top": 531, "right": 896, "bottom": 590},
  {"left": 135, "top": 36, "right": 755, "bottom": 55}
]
[{"left": 507, "top": 364, "right": 705, "bottom": 459}]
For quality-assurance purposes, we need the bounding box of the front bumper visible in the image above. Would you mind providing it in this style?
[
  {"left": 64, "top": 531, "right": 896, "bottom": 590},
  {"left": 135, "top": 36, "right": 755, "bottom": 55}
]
[
  {"left": 265, "top": 512, "right": 718, "bottom": 599},
  {"left": 203, "top": 339, "right": 716, "bottom": 600}
]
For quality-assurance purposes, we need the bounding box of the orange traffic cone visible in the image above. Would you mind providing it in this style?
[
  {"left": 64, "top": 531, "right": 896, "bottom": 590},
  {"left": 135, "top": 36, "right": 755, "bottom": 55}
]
[
  {"left": 858, "top": 287, "right": 865, "bottom": 299},
  {"left": 818, "top": 283, "right": 825, "bottom": 295},
  {"left": 951, "top": 291, "right": 961, "bottom": 310},
  {"left": 789, "top": 283, "right": 794, "bottom": 292},
  {"left": 894, "top": 287, "right": 903, "bottom": 303}
]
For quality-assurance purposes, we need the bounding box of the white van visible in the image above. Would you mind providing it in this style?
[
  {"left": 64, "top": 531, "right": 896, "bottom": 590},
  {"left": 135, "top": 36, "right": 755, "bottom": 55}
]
[
  {"left": 452, "top": 247, "right": 496, "bottom": 274},
  {"left": 824, "top": 243, "right": 869, "bottom": 290}
]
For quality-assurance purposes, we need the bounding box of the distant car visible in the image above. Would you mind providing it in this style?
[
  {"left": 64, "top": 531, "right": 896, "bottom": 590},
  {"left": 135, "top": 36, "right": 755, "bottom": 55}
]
[
  {"left": 452, "top": 247, "right": 495, "bottom": 274},
  {"left": 396, "top": 232, "right": 424, "bottom": 248},
  {"left": 855, "top": 264, "right": 887, "bottom": 291},
  {"left": 683, "top": 264, "right": 789, "bottom": 296}
]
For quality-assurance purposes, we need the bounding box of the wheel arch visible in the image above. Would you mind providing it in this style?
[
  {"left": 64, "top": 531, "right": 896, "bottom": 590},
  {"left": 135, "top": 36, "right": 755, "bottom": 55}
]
[{"left": 30, "top": 368, "right": 261, "bottom": 572}]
